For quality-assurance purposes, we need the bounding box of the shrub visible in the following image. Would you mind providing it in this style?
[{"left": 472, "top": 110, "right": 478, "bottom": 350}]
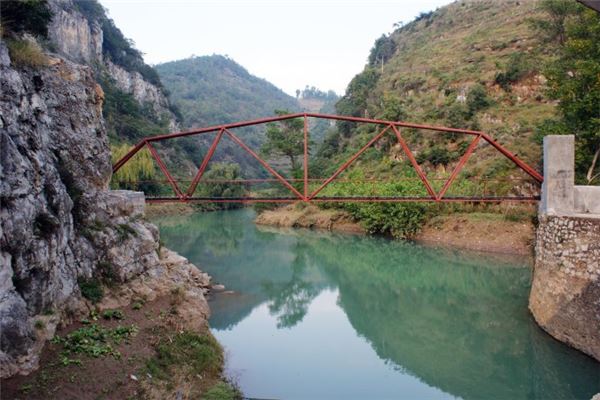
[
  {"left": 78, "top": 278, "right": 103, "bottom": 303},
  {"left": 6, "top": 39, "right": 48, "bottom": 68},
  {"left": 194, "top": 163, "right": 246, "bottom": 210},
  {"left": 416, "top": 145, "right": 453, "bottom": 166},
  {"left": 467, "top": 83, "right": 491, "bottom": 114},
  {"left": 495, "top": 52, "right": 534, "bottom": 91},
  {"left": 52, "top": 323, "right": 137, "bottom": 359},
  {"left": 101, "top": 309, "right": 124, "bottom": 320},
  {"left": 203, "top": 382, "right": 240, "bottom": 400},
  {"left": 319, "top": 171, "right": 430, "bottom": 239}
]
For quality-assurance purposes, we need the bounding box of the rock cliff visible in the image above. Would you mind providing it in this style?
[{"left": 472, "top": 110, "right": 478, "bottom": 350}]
[
  {"left": 48, "top": 0, "right": 103, "bottom": 64},
  {"left": 0, "top": 40, "right": 163, "bottom": 377},
  {"left": 47, "top": 0, "right": 177, "bottom": 128}
]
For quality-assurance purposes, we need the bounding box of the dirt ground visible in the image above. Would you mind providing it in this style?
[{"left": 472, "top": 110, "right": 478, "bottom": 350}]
[
  {"left": 255, "top": 204, "right": 365, "bottom": 234},
  {"left": 3, "top": 296, "right": 170, "bottom": 399},
  {"left": 415, "top": 213, "right": 535, "bottom": 255},
  {"left": 255, "top": 204, "right": 535, "bottom": 255}
]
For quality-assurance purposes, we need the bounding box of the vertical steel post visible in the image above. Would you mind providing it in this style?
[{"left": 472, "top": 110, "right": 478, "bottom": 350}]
[{"left": 303, "top": 114, "right": 309, "bottom": 200}]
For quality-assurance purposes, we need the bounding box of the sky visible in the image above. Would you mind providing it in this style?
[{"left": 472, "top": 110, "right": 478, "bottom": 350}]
[{"left": 98, "top": 0, "right": 454, "bottom": 96}]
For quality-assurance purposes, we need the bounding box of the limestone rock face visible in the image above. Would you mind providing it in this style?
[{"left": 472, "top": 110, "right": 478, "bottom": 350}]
[
  {"left": 46, "top": 0, "right": 177, "bottom": 128},
  {"left": 0, "top": 41, "right": 160, "bottom": 377},
  {"left": 106, "top": 60, "right": 174, "bottom": 122},
  {"left": 48, "top": 0, "right": 103, "bottom": 63},
  {"left": 529, "top": 215, "right": 600, "bottom": 361}
]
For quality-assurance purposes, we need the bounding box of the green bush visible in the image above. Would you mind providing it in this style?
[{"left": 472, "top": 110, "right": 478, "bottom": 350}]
[
  {"left": 416, "top": 144, "right": 456, "bottom": 166},
  {"left": 467, "top": 83, "right": 491, "bottom": 114},
  {"left": 495, "top": 52, "right": 534, "bottom": 91},
  {"left": 203, "top": 382, "right": 241, "bottom": 400},
  {"left": 78, "top": 278, "right": 103, "bottom": 304},
  {"left": 194, "top": 163, "right": 246, "bottom": 210},
  {"left": 52, "top": 323, "right": 137, "bottom": 359},
  {"left": 319, "top": 170, "right": 430, "bottom": 239}
]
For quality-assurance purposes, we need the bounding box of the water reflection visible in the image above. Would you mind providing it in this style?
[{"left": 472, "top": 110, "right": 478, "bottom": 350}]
[{"left": 153, "top": 209, "right": 600, "bottom": 400}]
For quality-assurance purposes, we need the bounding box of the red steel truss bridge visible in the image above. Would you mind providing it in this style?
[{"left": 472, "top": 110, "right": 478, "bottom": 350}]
[{"left": 112, "top": 113, "right": 543, "bottom": 203}]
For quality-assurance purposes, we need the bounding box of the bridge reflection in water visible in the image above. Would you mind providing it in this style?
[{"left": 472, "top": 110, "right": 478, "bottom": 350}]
[{"left": 153, "top": 209, "right": 600, "bottom": 400}]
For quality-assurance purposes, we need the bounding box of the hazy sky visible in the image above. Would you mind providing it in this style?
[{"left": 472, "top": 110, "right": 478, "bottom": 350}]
[{"left": 98, "top": 0, "right": 453, "bottom": 96}]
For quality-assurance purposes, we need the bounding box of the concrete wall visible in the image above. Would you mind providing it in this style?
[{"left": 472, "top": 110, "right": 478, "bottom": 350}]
[
  {"left": 530, "top": 135, "right": 600, "bottom": 361},
  {"left": 539, "top": 135, "right": 600, "bottom": 215},
  {"left": 574, "top": 186, "right": 600, "bottom": 214}
]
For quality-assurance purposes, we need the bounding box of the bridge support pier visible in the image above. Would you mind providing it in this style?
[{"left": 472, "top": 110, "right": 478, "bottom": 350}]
[{"left": 530, "top": 135, "right": 600, "bottom": 361}]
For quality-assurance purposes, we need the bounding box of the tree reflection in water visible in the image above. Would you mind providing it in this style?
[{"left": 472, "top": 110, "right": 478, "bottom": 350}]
[{"left": 154, "top": 209, "right": 600, "bottom": 400}]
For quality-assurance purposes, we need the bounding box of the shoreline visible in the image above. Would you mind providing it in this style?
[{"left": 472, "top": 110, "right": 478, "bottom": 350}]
[{"left": 255, "top": 204, "right": 535, "bottom": 256}]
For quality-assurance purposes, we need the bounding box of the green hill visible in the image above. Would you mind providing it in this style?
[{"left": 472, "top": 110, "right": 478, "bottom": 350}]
[
  {"left": 325, "top": 0, "right": 554, "bottom": 177},
  {"left": 154, "top": 55, "right": 301, "bottom": 181},
  {"left": 305, "top": 0, "right": 600, "bottom": 238},
  {"left": 156, "top": 55, "right": 299, "bottom": 128},
  {"left": 322, "top": 0, "right": 598, "bottom": 187}
]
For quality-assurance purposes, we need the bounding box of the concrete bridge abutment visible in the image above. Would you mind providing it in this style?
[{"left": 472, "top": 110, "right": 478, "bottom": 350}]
[{"left": 530, "top": 135, "right": 600, "bottom": 361}]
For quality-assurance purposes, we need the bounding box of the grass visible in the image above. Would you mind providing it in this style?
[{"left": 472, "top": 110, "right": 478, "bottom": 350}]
[
  {"left": 145, "top": 330, "right": 240, "bottom": 398},
  {"left": 146, "top": 331, "right": 223, "bottom": 380},
  {"left": 6, "top": 39, "right": 48, "bottom": 68},
  {"left": 52, "top": 323, "right": 137, "bottom": 360},
  {"left": 203, "top": 382, "right": 240, "bottom": 400}
]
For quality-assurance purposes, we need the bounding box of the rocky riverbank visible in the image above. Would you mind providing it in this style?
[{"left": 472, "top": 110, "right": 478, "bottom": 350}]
[
  {"left": 0, "top": 32, "right": 237, "bottom": 398},
  {"left": 255, "top": 204, "right": 535, "bottom": 255},
  {"left": 2, "top": 247, "right": 238, "bottom": 399}
]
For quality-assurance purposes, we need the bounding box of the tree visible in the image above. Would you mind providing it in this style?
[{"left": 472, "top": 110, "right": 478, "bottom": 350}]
[
  {"left": 0, "top": 0, "right": 53, "bottom": 38},
  {"left": 529, "top": 0, "right": 580, "bottom": 45},
  {"left": 261, "top": 110, "right": 305, "bottom": 170},
  {"left": 533, "top": 2, "right": 600, "bottom": 184},
  {"left": 196, "top": 163, "right": 246, "bottom": 209},
  {"left": 368, "top": 34, "right": 397, "bottom": 68}
]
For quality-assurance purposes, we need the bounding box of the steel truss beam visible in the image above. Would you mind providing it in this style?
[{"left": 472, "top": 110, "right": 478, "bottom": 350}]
[{"left": 112, "top": 113, "right": 543, "bottom": 203}]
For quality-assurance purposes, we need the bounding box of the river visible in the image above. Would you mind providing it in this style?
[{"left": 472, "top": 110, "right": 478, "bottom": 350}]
[{"left": 152, "top": 208, "right": 600, "bottom": 400}]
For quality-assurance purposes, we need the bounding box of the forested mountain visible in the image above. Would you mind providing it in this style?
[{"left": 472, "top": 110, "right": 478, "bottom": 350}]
[{"left": 156, "top": 55, "right": 299, "bottom": 128}]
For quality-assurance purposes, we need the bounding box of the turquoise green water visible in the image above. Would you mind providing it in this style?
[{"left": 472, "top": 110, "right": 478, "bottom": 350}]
[{"left": 153, "top": 209, "right": 600, "bottom": 400}]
